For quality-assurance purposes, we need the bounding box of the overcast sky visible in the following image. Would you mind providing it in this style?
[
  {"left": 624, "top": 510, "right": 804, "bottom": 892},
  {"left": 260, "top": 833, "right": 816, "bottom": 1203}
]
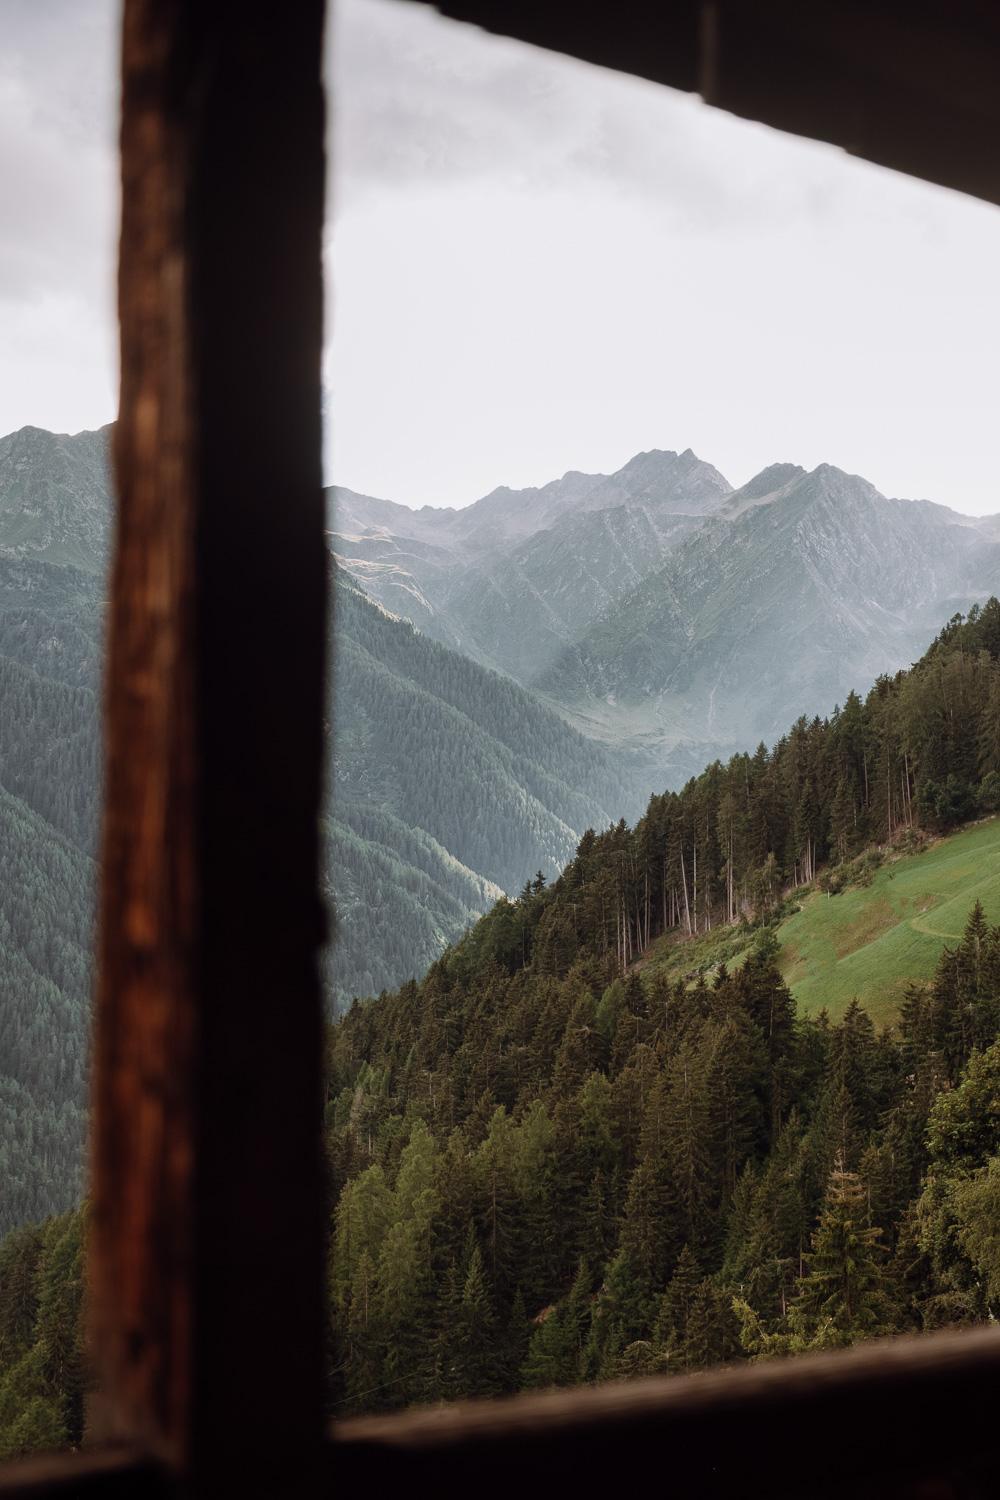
[{"left": 3, "top": 0, "right": 1000, "bottom": 514}]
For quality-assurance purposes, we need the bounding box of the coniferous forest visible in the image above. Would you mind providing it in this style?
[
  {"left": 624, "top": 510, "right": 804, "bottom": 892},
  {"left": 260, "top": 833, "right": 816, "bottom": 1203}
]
[{"left": 3, "top": 601, "right": 1000, "bottom": 1449}]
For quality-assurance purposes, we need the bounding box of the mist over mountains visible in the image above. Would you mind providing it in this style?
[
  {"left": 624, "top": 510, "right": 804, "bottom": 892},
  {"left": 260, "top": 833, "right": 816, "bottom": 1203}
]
[{"left": 333, "top": 447, "right": 1000, "bottom": 780}]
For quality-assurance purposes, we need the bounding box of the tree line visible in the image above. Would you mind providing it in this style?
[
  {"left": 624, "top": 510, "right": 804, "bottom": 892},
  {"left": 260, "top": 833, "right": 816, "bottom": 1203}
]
[{"left": 528, "top": 598, "right": 1000, "bottom": 972}]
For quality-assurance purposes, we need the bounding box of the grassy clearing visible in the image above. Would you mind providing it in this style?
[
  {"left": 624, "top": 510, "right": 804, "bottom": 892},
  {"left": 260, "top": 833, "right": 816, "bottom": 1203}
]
[{"left": 639, "top": 817, "right": 1000, "bottom": 1026}]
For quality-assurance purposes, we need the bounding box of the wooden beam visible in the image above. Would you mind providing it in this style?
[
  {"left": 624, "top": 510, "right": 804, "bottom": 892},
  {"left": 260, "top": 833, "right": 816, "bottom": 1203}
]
[
  {"left": 89, "top": 2, "right": 328, "bottom": 1491},
  {"left": 331, "top": 1326, "right": 1000, "bottom": 1497},
  {"left": 702, "top": 0, "right": 1000, "bottom": 206},
  {"left": 420, "top": 0, "right": 1000, "bottom": 207},
  {"left": 425, "top": 0, "right": 702, "bottom": 95},
  {"left": 0, "top": 1448, "right": 164, "bottom": 1500}
]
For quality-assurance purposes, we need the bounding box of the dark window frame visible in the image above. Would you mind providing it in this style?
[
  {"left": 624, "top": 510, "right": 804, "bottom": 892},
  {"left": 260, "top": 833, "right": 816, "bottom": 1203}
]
[{"left": 3, "top": 1, "right": 1000, "bottom": 1494}]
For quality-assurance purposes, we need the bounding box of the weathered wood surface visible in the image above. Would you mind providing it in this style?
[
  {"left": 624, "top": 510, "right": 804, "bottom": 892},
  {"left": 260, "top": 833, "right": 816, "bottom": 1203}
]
[
  {"left": 423, "top": 0, "right": 1000, "bottom": 206},
  {"left": 332, "top": 1325, "right": 1000, "bottom": 1497},
  {"left": 0, "top": 1448, "right": 164, "bottom": 1499},
  {"left": 89, "top": 0, "right": 328, "bottom": 1490},
  {"left": 3, "top": 1322, "right": 1000, "bottom": 1499}
]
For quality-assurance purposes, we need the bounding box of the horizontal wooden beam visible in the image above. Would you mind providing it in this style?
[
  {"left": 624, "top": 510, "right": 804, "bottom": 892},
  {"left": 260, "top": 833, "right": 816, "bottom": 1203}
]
[
  {"left": 0, "top": 1448, "right": 165, "bottom": 1499},
  {"left": 331, "top": 1326, "right": 1000, "bottom": 1496},
  {"left": 418, "top": 0, "right": 1000, "bottom": 206},
  {"left": 3, "top": 1332, "right": 993, "bottom": 1495}
]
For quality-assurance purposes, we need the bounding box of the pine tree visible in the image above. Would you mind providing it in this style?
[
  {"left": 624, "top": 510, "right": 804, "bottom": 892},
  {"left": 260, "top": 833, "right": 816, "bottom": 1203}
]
[
  {"left": 502, "top": 1287, "right": 531, "bottom": 1387},
  {"left": 443, "top": 1246, "right": 500, "bottom": 1399},
  {"left": 794, "top": 1156, "right": 895, "bottom": 1345},
  {"left": 521, "top": 1261, "right": 591, "bottom": 1389},
  {"left": 683, "top": 1278, "right": 743, "bottom": 1370},
  {"left": 344, "top": 1250, "right": 382, "bottom": 1411},
  {"left": 828, "top": 775, "right": 854, "bottom": 861},
  {"left": 654, "top": 1243, "right": 701, "bottom": 1369}
]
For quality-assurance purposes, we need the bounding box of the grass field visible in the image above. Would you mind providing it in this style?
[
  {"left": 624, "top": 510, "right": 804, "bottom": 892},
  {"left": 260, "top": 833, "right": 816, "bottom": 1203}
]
[{"left": 639, "top": 817, "right": 1000, "bottom": 1026}]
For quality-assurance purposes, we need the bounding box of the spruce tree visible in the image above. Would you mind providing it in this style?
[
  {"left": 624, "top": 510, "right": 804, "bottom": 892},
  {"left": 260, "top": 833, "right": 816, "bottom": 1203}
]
[
  {"left": 794, "top": 1156, "right": 895, "bottom": 1345},
  {"left": 522, "top": 1261, "right": 591, "bottom": 1390},
  {"left": 445, "top": 1246, "right": 500, "bottom": 1399},
  {"left": 654, "top": 1243, "right": 700, "bottom": 1368}
]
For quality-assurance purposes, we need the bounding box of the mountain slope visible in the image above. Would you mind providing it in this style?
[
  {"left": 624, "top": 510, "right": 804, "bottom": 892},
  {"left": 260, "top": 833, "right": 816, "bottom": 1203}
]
[
  {"left": 0, "top": 426, "right": 110, "bottom": 574},
  {"left": 311, "top": 600, "right": 1000, "bottom": 1416},
  {"left": 328, "top": 570, "right": 646, "bottom": 1006},
  {"left": 0, "top": 787, "right": 94, "bottom": 1234},
  {"left": 10, "top": 603, "right": 1000, "bottom": 1440},
  {"left": 330, "top": 447, "right": 734, "bottom": 679},
  {"left": 0, "top": 431, "right": 110, "bottom": 1230},
  {"left": 0, "top": 423, "right": 644, "bottom": 1015},
  {"left": 539, "top": 463, "right": 1000, "bottom": 774}
]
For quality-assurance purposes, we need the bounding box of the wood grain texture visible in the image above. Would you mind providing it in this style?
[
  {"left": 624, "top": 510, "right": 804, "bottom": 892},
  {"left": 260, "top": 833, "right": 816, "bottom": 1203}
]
[
  {"left": 332, "top": 1326, "right": 1000, "bottom": 1497},
  {"left": 89, "top": 2, "right": 328, "bottom": 1490}
]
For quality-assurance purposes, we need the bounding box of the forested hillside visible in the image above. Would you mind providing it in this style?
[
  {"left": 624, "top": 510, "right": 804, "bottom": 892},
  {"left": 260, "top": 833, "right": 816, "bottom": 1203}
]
[
  {"left": 4, "top": 607, "right": 1000, "bottom": 1449},
  {"left": 7, "top": 916, "right": 1000, "bottom": 1444},
  {"left": 0, "top": 1209, "right": 85, "bottom": 1459},
  {"left": 327, "top": 571, "right": 645, "bottom": 1005},
  {"left": 0, "top": 444, "right": 104, "bottom": 1233},
  {"left": 317, "top": 599, "right": 1000, "bottom": 1409},
  {"left": 0, "top": 791, "right": 94, "bottom": 1235},
  {"left": 323, "top": 911, "right": 1000, "bottom": 1409}
]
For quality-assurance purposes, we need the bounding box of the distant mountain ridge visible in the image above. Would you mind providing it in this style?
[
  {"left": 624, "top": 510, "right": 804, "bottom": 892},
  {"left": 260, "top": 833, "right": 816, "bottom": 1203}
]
[
  {"left": 331, "top": 447, "right": 735, "bottom": 683},
  {"left": 541, "top": 461, "right": 1000, "bottom": 771},
  {"left": 331, "top": 450, "right": 1000, "bottom": 781}
]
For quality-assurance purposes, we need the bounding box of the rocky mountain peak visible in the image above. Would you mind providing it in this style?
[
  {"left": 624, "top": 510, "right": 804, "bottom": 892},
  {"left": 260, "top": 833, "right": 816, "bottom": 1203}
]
[
  {"left": 736, "top": 462, "right": 805, "bottom": 501},
  {"left": 800, "top": 464, "right": 887, "bottom": 514}
]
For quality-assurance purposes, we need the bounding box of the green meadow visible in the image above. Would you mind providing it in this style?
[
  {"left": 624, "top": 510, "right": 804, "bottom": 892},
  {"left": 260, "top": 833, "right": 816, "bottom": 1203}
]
[{"left": 639, "top": 817, "right": 1000, "bottom": 1025}]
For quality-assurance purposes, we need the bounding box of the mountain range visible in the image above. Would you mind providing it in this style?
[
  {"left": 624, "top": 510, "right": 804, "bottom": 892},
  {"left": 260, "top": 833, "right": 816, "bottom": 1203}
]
[{"left": 333, "top": 450, "right": 1000, "bottom": 778}]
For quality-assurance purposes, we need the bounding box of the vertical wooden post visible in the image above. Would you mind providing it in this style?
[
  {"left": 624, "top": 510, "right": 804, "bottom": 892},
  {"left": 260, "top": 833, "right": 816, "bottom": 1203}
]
[{"left": 90, "top": 2, "right": 328, "bottom": 1492}]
